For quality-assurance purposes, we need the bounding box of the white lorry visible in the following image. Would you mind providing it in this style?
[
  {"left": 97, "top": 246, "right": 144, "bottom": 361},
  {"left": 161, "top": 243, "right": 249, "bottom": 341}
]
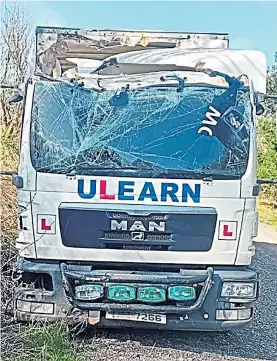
[{"left": 7, "top": 26, "right": 275, "bottom": 330}]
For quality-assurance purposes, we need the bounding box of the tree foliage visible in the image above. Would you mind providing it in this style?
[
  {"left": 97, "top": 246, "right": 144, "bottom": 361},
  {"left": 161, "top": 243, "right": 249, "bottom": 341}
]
[
  {"left": 257, "top": 117, "right": 277, "bottom": 179},
  {"left": 0, "top": 2, "right": 33, "bottom": 232},
  {"left": 264, "top": 65, "right": 277, "bottom": 117},
  {"left": 0, "top": 2, "right": 33, "bottom": 130},
  {"left": 257, "top": 66, "right": 277, "bottom": 207}
]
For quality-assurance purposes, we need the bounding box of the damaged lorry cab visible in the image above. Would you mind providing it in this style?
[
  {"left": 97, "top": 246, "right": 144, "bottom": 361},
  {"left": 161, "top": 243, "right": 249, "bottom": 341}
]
[{"left": 12, "top": 27, "right": 269, "bottom": 330}]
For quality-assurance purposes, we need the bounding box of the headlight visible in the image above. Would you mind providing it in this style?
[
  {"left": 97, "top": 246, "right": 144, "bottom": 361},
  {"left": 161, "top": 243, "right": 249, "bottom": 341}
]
[{"left": 221, "top": 282, "right": 257, "bottom": 298}]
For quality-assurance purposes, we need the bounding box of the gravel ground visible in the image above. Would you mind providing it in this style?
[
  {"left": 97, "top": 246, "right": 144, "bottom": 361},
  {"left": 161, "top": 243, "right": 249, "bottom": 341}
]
[{"left": 78, "top": 243, "right": 277, "bottom": 361}]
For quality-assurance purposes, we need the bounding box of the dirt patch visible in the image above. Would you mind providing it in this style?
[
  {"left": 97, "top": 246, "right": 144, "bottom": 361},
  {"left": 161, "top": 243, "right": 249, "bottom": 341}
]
[{"left": 256, "top": 222, "right": 277, "bottom": 244}]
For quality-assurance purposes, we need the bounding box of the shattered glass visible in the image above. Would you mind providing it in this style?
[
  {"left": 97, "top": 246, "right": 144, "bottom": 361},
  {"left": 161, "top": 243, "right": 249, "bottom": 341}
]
[{"left": 30, "top": 81, "right": 252, "bottom": 179}]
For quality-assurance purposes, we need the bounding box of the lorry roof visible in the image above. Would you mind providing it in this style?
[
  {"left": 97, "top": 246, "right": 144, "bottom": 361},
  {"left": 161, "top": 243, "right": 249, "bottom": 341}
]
[
  {"left": 36, "top": 26, "right": 229, "bottom": 36},
  {"left": 35, "top": 26, "right": 266, "bottom": 94},
  {"left": 35, "top": 26, "right": 229, "bottom": 76}
]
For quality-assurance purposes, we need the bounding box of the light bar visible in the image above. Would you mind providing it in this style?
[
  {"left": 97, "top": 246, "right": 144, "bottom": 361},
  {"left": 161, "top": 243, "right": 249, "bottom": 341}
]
[
  {"left": 107, "top": 285, "right": 136, "bottom": 302},
  {"left": 168, "top": 286, "right": 196, "bottom": 301},
  {"left": 75, "top": 284, "right": 104, "bottom": 300},
  {"left": 137, "top": 286, "right": 166, "bottom": 303},
  {"left": 74, "top": 283, "right": 199, "bottom": 303}
]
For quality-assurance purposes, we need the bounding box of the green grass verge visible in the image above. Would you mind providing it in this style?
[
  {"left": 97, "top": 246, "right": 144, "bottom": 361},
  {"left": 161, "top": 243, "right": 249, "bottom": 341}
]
[
  {"left": 3, "top": 324, "right": 85, "bottom": 361},
  {"left": 257, "top": 198, "right": 277, "bottom": 231}
]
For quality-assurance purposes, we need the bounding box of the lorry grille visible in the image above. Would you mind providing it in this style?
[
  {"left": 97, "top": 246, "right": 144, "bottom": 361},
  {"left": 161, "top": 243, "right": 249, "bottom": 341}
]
[{"left": 59, "top": 207, "right": 217, "bottom": 252}]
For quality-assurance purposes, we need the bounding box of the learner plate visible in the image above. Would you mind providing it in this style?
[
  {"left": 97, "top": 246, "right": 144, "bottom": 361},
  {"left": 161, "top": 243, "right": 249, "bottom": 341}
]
[{"left": 105, "top": 312, "right": 166, "bottom": 324}]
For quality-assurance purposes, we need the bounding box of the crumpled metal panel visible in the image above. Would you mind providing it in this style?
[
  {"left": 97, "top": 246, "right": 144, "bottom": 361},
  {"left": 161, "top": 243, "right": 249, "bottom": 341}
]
[
  {"left": 35, "top": 27, "right": 229, "bottom": 76},
  {"left": 105, "top": 48, "right": 266, "bottom": 93}
]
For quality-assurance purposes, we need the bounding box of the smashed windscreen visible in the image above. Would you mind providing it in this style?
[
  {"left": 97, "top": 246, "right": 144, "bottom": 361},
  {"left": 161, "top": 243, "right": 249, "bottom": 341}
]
[{"left": 30, "top": 81, "right": 252, "bottom": 179}]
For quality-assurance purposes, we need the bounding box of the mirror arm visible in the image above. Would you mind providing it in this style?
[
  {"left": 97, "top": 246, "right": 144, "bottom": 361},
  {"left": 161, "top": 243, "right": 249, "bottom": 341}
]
[
  {"left": 258, "top": 180, "right": 277, "bottom": 185},
  {"left": 0, "top": 84, "right": 16, "bottom": 89},
  {"left": 0, "top": 171, "right": 18, "bottom": 176},
  {"left": 263, "top": 94, "right": 277, "bottom": 100},
  {"left": 257, "top": 93, "right": 277, "bottom": 102}
]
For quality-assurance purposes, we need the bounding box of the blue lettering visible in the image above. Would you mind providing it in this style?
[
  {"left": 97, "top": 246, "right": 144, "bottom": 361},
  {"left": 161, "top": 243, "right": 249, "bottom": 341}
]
[
  {"left": 182, "top": 184, "right": 201, "bottom": 203},
  {"left": 118, "top": 181, "right": 135, "bottom": 200},
  {"left": 78, "top": 179, "right": 96, "bottom": 199},
  {"left": 138, "top": 182, "right": 158, "bottom": 201},
  {"left": 161, "top": 183, "right": 179, "bottom": 202}
]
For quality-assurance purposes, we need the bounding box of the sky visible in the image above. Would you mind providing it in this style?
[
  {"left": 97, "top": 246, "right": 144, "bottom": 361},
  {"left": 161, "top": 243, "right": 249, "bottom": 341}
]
[{"left": 23, "top": 1, "right": 277, "bottom": 65}]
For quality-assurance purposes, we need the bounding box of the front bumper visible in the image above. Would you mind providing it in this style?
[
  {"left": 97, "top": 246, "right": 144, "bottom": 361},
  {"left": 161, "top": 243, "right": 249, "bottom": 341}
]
[{"left": 13, "top": 259, "right": 258, "bottom": 331}]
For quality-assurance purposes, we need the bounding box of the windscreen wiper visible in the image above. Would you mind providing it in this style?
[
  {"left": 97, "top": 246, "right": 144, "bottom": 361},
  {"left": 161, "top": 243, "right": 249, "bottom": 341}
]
[
  {"left": 61, "top": 164, "right": 239, "bottom": 180},
  {"left": 152, "top": 169, "right": 240, "bottom": 180},
  {"left": 166, "top": 64, "right": 242, "bottom": 87},
  {"left": 121, "top": 67, "right": 241, "bottom": 95},
  {"left": 64, "top": 157, "right": 164, "bottom": 176},
  {"left": 196, "top": 68, "right": 240, "bottom": 87},
  {"left": 160, "top": 75, "right": 185, "bottom": 92},
  {"left": 65, "top": 164, "right": 144, "bottom": 176},
  {"left": 90, "top": 59, "right": 242, "bottom": 88},
  {"left": 34, "top": 72, "right": 103, "bottom": 93}
]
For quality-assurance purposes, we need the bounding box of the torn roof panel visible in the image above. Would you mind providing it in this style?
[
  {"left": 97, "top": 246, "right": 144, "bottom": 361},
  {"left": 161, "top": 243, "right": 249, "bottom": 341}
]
[
  {"left": 60, "top": 50, "right": 266, "bottom": 94},
  {"left": 35, "top": 27, "right": 266, "bottom": 94},
  {"left": 100, "top": 48, "right": 267, "bottom": 93},
  {"left": 36, "top": 26, "right": 229, "bottom": 76}
]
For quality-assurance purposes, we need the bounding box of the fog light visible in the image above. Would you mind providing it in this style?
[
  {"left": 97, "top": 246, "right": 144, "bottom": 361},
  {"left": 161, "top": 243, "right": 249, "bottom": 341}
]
[
  {"left": 107, "top": 285, "right": 136, "bottom": 302},
  {"left": 221, "top": 282, "right": 257, "bottom": 298},
  {"left": 216, "top": 308, "right": 252, "bottom": 321},
  {"left": 216, "top": 309, "right": 238, "bottom": 321},
  {"left": 238, "top": 308, "right": 252, "bottom": 320},
  {"left": 137, "top": 286, "right": 166, "bottom": 303},
  {"left": 16, "top": 300, "right": 54, "bottom": 314},
  {"left": 75, "top": 284, "right": 104, "bottom": 300},
  {"left": 168, "top": 286, "right": 196, "bottom": 301}
]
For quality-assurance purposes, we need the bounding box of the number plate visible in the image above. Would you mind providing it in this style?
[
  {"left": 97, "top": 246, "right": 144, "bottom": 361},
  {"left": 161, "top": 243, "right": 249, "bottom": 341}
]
[{"left": 105, "top": 312, "right": 166, "bottom": 324}]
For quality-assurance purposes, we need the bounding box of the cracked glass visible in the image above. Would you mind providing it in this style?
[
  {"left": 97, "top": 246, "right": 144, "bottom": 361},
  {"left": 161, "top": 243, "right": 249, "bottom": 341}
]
[{"left": 30, "top": 81, "right": 252, "bottom": 179}]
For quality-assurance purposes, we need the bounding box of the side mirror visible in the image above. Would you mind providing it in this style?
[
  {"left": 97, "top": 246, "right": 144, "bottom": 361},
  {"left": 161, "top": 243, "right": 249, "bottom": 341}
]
[
  {"left": 9, "top": 92, "right": 24, "bottom": 105},
  {"left": 0, "top": 171, "right": 23, "bottom": 189},
  {"left": 12, "top": 174, "right": 24, "bottom": 189},
  {"left": 256, "top": 93, "right": 277, "bottom": 108},
  {"left": 1, "top": 84, "right": 25, "bottom": 105},
  {"left": 256, "top": 102, "right": 265, "bottom": 116},
  {"left": 254, "top": 93, "right": 265, "bottom": 115}
]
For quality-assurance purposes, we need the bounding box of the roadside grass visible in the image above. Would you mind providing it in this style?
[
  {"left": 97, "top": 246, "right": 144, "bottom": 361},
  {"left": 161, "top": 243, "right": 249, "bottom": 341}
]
[
  {"left": 1, "top": 323, "right": 86, "bottom": 361},
  {"left": 257, "top": 197, "right": 277, "bottom": 231},
  {"left": 0, "top": 233, "right": 86, "bottom": 361}
]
